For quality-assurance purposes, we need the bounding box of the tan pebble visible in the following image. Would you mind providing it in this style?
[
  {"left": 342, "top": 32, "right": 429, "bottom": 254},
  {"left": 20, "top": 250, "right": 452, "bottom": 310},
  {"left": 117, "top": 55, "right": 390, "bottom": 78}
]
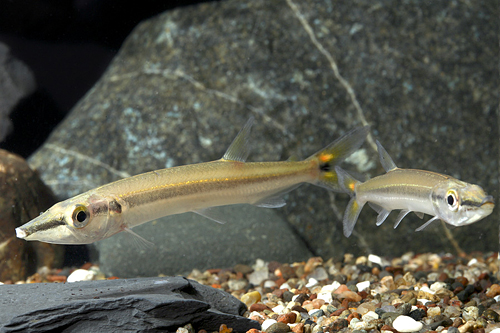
[
  {"left": 426, "top": 306, "right": 441, "bottom": 317},
  {"left": 337, "top": 290, "right": 362, "bottom": 302},
  {"left": 486, "top": 284, "right": 500, "bottom": 297},
  {"left": 241, "top": 291, "right": 262, "bottom": 307},
  {"left": 249, "top": 315, "right": 265, "bottom": 324},
  {"left": 291, "top": 323, "right": 304, "bottom": 333},
  {"left": 380, "top": 276, "right": 396, "bottom": 290},
  {"left": 333, "top": 284, "right": 349, "bottom": 294},
  {"left": 458, "top": 321, "right": 475, "bottom": 333},
  {"left": 311, "top": 299, "right": 325, "bottom": 309}
]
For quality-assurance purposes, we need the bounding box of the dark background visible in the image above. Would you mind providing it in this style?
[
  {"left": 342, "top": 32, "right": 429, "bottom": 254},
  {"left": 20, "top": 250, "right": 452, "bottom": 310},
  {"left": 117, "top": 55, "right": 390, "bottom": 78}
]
[{"left": 0, "top": 0, "right": 215, "bottom": 157}]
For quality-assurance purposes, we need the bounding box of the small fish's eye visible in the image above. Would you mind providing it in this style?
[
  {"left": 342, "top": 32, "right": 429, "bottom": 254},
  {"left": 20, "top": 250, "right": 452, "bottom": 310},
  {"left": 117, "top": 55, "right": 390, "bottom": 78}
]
[
  {"left": 71, "top": 205, "right": 90, "bottom": 228},
  {"left": 446, "top": 191, "right": 459, "bottom": 211}
]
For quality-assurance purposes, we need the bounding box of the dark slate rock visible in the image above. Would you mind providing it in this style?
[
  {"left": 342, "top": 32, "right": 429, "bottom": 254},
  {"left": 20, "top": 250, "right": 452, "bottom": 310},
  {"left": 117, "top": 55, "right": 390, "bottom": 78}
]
[
  {"left": 0, "top": 42, "right": 36, "bottom": 141},
  {"left": 0, "top": 276, "right": 259, "bottom": 332},
  {"left": 28, "top": 0, "right": 498, "bottom": 268}
]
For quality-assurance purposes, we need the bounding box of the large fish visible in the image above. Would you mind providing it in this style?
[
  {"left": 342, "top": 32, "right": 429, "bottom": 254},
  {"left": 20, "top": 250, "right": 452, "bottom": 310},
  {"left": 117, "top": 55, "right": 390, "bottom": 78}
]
[
  {"left": 336, "top": 140, "right": 494, "bottom": 237},
  {"left": 16, "top": 117, "right": 369, "bottom": 244}
]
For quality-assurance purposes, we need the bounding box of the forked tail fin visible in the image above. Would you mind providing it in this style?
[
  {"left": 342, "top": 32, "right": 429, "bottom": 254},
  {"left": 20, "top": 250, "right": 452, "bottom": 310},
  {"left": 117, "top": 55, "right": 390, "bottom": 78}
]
[
  {"left": 307, "top": 126, "right": 369, "bottom": 192},
  {"left": 335, "top": 166, "right": 364, "bottom": 237}
]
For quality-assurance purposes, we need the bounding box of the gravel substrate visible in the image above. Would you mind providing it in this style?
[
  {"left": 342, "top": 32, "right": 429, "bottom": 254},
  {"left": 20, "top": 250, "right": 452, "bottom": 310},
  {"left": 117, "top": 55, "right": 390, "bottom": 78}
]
[
  {"left": 6, "top": 252, "right": 500, "bottom": 333},
  {"left": 186, "top": 252, "right": 500, "bottom": 333}
]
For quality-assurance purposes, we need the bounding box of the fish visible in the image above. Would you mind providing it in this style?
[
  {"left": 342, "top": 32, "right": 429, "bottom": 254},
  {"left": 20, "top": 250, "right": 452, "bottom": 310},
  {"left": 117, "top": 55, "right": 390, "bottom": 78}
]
[
  {"left": 15, "top": 117, "right": 369, "bottom": 244},
  {"left": 335, "top": 140, "right": 495, "bottom": 237}
]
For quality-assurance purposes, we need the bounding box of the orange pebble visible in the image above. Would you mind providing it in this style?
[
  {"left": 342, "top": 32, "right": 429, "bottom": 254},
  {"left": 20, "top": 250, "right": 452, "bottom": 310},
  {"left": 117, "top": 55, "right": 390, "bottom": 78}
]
[
  {"left": 219, "top": 324, "right": 233, "bottom": 333},
  {"left": 46, "top": 275, "right": 67, "bottom": 283}
]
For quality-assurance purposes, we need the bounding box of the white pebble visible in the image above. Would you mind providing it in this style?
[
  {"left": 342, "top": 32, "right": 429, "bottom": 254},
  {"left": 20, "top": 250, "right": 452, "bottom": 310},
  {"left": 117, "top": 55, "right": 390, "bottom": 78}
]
[
  {"left": 467, "top": 258, "right": 478, "bottom": 266},
  {"left": 418, "top": 285, "right": 435, "bottom": 294},
  {"left": 306, "top": 277, "right": 318, "bottom": 288},
  {"left": 495, "top": 295, "right": 500, "bottom": 303},
  {"left": 176, "top": 328, "right": 188, "bottom": 333},
  {"left": 368, "top": 254, "right": 383, "bottom": 265},
  {"left": 321, "top": 281, "right": 341, "bottom": 293},
  {"left": 356, "top": 280, "right": 370, "bottom": 292},
  {"left": 307, "top": 267, "right": 328, "bottom": 281},
  {"left": 417, "top": 299, "right": 431, "bottom": 305},
  {"left": 489, "top": 329, "right": 500, "bottom": 333},
  {"left": 430, "top": 281, "right": 448, "bottom": 292},
  {"left": 263, "top": 280, "right": 276, "bottom": 288},
  {"left": 261, "top": 319, "right": 277, "bottom": 331},
  {"left": 350, "top": 318, "right": 367, "bottom": 330},
  {"left": 249, "top": 311, "right": 265, "bottom": 319},
  {"left": 317, "top": 291, "right": 332, "bottom": 303},
  {"left": 362, "top": 310, "right": 379, "bottom": 322},
  {"left": 248, "top": 269, "right": 268, "bottom": 285},
  {"left": 392, "top": 315, "right": 423, "bottom": 332},
  {"left": 67, "top": 269, "right": 96, "bottom": 283},
  {"left": 280, "top": 282, "right": 291, "bottom": 290},
  {"left": 272, "top": 304, "right": 285, "bottom": 314}
]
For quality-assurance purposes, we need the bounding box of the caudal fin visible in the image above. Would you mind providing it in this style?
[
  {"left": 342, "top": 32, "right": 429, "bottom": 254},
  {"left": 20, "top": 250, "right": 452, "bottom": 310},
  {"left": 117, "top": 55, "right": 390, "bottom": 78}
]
[
  {"left": 307, "top": 126, "right": 369, "bottom": 192},
  {"left": 335, "top": 166, "right": 364, "bottom": 237}
]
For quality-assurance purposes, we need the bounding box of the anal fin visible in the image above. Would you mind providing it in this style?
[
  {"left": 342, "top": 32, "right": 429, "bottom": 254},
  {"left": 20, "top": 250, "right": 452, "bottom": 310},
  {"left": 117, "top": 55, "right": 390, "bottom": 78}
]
[
  {"left": 394, "top": 210, "right": 411, "bottom": 229},
  {"left": 375, "top": 209, "right": 391, "bottom": 226}
]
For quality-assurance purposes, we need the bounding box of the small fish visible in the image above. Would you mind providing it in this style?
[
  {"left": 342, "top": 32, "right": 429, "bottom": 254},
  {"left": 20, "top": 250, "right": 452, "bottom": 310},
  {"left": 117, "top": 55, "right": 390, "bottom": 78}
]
[
  {"left": 336, "top": 140, "right": 495, "bottom": 237},
  {"left": 16, "top": 117, "right": 369, "bottom": 244}
]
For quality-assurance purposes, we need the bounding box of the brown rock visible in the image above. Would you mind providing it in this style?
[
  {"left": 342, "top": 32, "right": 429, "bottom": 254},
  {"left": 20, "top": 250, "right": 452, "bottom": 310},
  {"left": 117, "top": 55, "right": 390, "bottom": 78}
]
[
  {"left": 249, "top": 303, "right": 271, "bottom": 312},
  {"left": 380, "top": 325, "right": 399, "bottom": 333},
  {"left": 290, "top": 305, "right": 307, "bottom": 313},
  {"left": 456, "top": 276, "right": 469, "bottom": 286},
  {"left": 291, "top": 323, "right": 304, "bottom": 333},
  {"left": 486, "top": 284, "right": 500, "bottom": 297},
  {"left": 325, "top": 319, "right": 348, "bottom": 332},
  {"left": 265, "top": 322, "right": 291, "bottom": 333},
  {"left": 0, "top": 150, "right": 64, "bottom": 282},
  {"left": 277, "top": 312, "right": 297, "bottom": 324},
  {"left": 347, "top": 312, "right": 361, "bottom": 322}
]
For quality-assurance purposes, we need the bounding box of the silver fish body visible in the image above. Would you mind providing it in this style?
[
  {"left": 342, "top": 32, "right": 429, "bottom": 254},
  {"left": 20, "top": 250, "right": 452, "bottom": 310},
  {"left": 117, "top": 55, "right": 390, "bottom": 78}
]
[
  {"left": 16, "top": 118, "right": 369, "bottom": 244},
  {"left": 336, "top": 140, "right": 494, "bottom": 237}
]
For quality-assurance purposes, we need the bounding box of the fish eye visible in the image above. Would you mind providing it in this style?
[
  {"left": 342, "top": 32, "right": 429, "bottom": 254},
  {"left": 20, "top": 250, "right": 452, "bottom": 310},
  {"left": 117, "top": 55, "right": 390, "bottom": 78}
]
[
  {"left": 71, "top": 205, "right": 90, "bottom": 228},
  {"left": 446, "top": 190, "right": 459, "bottom": 211}
]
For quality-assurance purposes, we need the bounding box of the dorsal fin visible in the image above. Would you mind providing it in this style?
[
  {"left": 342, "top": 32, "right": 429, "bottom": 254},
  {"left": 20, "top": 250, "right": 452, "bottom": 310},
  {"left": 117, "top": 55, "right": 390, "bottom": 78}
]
[
  {"left": 221, "top": 117, "right": 254, "bottom": 162},
  {"left": 376, "top": 140, "right": 398, "bottom": 172}
]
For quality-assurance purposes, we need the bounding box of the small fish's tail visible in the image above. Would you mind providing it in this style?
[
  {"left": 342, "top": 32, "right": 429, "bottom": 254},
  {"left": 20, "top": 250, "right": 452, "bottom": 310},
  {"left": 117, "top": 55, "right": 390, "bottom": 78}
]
[
  {"left": 307, "top": 126, "right": 369, "bottom": 192},
  {"left": 335, "top": 166, "right": 364, "bottom": 237}
]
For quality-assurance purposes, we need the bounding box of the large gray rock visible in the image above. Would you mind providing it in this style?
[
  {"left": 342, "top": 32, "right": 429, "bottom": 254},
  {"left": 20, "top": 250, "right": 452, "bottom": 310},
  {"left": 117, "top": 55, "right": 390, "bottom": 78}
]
[
  {"left": 0, "top": 276, "right": 259, "bottom": 332},
  {"left": 0, "top": 42, "right": 36, "bottom": 141},
  {"left": 98, "top": 205, "right": 313, "bottom": 277},
  {"left": 28, "top": 0, "right": 497, "bottom": 271}
]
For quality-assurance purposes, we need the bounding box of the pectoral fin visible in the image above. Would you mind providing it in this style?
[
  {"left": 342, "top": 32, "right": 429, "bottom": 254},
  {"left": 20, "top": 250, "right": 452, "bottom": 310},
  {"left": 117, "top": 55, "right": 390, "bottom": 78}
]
[
  {"left": 375, "top": 209, "right": 391, "bottom": 226},
  {"left": 193, "top": 208, "right": 227, "bottom": 224},
  {"left": 415, "top": 216, "right": 439, "bottom": 231}
]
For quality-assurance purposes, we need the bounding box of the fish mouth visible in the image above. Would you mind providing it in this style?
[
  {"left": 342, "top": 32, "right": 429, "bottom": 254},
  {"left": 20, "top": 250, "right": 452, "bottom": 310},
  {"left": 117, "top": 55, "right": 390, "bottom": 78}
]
[
  {"left": 481, "top": 195, "right": 495, "bottom": 207},
  {"left": 15, "top": 227, "right": 28, "bottom": 239}
]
